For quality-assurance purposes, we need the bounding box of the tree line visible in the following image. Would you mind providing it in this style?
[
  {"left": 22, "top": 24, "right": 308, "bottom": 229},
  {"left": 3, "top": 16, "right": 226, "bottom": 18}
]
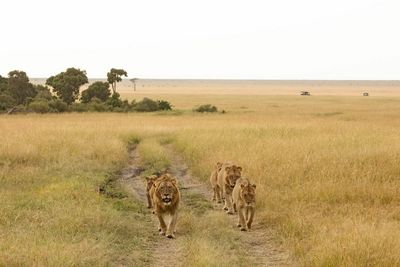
[{"left": 0, "top": 68, "right": 172, "bottom": 113}]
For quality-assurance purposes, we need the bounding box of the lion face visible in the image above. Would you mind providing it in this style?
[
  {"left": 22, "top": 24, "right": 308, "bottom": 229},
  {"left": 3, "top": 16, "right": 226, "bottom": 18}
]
[
  {"left": 240, "top": 183, "right": 256, "bottom": 207},
  {"left": 225, "top": 165, "right": 242, "bottom": 189},
  {"left": 156, "top": 180, "right": 178, "bottom": 206}
]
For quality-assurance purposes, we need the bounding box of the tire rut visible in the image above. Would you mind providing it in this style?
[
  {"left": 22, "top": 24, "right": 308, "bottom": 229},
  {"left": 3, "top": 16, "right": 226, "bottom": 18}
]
[
  {"left": 164, "top": 145, "right": 293, "bottom": 267},
  {"left": 120, "top": 147, "right": 181, "bottom": 267},
  {"left": 120, "top": 144, "right": 293, "bottom": 267}
]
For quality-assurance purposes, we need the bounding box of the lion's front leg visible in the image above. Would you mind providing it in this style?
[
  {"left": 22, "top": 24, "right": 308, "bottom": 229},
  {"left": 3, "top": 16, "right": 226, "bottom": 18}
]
[
  {"left": 146, "top": 193, "right": 152, "bottom": 209},
  {"left": 156, "top": 213, "right": 167, "bottom": 235},
  {"left": 211, "top": 186, "right": 217, "bottom": 202},
  {"left": 246, "top": 207, "right": 255, "bottom": 229},
  {"left": 222, "top": 187, "right": 229, "bottom": 211},
  {"left": 166, "top": 211, "right": 178, "bottom": 239},
  {"left": 225, "top": 193, "right": 234, "bottom": 214},
  {"left": 215, "top": 185, "right": 222, "bottom": 203},
  {"left": 238, "top": 207, "right": 246, "bottom": 231}
]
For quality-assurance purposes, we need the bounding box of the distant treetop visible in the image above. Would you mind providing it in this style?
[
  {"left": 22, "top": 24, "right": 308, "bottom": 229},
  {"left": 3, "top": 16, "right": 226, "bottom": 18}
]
[{"left": 107, "top": 68, "right": 128, "bottom": 94}]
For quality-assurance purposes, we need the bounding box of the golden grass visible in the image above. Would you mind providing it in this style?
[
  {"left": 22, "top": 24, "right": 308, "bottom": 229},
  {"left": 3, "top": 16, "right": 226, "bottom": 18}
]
[{"left": 1, "top": 93, "right": 400, "bottom": 265}]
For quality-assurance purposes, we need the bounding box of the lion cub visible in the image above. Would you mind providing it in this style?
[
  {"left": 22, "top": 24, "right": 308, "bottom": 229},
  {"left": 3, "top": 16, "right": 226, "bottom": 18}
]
[
  {"left": 232, "top": 178, "right": 256, "bottom": 231},
  {"left": 150, "top": 174, "right": 181, "bottom": 238},
  {"left": 217, "top": 163, "right": 242, "bottom": 214}
]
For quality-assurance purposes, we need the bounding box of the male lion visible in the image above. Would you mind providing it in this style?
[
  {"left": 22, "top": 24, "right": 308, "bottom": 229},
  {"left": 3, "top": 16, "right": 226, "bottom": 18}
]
[
  {"left": 209, "top": 162, "right": 223, "bottom": 203},
  {"left": 232, "top": 178, "right": 256, "bottom": 231},
  {"left": 150, "top": 174, "right": 180, "bottom": 238},
  {"left": 217, "top": 163, "right": 242, "bottom": 214}
]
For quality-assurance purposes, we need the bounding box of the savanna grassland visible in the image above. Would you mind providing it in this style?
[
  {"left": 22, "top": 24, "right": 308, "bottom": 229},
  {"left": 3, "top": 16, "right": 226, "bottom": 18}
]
[{"left": 1, "top": 82, "right": 400, "bottom": 266}]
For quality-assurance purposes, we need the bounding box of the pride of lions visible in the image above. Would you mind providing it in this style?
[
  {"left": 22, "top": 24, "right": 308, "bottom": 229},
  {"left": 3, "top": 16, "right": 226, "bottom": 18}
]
[{"left": 145, "top": 162, "right": 256, "bottom": 238}]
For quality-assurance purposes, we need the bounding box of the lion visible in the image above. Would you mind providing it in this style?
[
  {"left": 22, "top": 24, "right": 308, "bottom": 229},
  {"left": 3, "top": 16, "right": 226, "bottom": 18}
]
[
  {"left": 217, "top": 163, "right": 242, "bottom": 214},
  {"left": 232, "top": 178, "right": 256, "bottom": 231},
  {"left": 146, "top": 172, "right": 173, "bottom": 214},
  {"left": 145, "top": 175, "right": 158, "bottom": 209},
  {"left": 150, "top": 174, "right": 180, "bottom": 238},
  {"left": 209, "top": 162, "right": 223, "bottom": 203}
]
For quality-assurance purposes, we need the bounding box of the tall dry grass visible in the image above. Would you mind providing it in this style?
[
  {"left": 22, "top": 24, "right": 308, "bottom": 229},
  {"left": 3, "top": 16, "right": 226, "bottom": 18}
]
[
  {"left": 0, "top": 115, "right": 153, "bottom": 266},
  {"left": 1, "top": 94, "right": 400, "bottom": 265}
]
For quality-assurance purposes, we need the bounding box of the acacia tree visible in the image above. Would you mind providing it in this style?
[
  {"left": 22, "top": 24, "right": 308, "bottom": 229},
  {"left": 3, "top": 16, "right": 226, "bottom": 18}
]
[
  {"left": 7, "top": 70, "right": 36, "bottom": 104},
  {"left": 46, "top": 68, "right": 88, "bottom": 104},
  {"left": 131, "top": 78, "right": 138, "bottom": 91},
  {"left": 107, "top": 68, "right": 127, "bottom": 94}
]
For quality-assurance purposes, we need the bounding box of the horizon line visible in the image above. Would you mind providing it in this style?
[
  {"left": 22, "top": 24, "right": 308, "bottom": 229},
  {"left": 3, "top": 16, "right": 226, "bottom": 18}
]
[{"left": 29, "top": 78, "right": 400, "bottom": 82}]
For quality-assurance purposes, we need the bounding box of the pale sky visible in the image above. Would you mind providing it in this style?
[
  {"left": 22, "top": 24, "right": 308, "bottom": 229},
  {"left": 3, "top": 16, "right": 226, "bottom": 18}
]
[{"left": 1, "top": 0, "right": 399, "bottom": 79}]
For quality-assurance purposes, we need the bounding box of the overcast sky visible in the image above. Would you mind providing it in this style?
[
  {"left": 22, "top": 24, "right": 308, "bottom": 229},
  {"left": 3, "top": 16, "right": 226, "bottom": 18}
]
[{"left": 1, "top": 0, "right": 399, "bottom": 79}]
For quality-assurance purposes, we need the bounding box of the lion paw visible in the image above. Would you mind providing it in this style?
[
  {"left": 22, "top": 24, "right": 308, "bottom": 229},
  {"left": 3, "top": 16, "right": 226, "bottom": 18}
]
[
  {"left": 240, "top": 227, "right": 247, "bottom": 231},
  {"left": 166, "top": 233, "right": 175, "bottom": 239}
]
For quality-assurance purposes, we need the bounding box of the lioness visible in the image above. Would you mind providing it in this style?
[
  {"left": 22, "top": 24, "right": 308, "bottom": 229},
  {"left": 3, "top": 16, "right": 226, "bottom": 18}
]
[
  {"left": 145, "top": 175, "right": 158, "bottom": 209},
  {"left": 232, "top": 178, "right": 256, "bottom": 231},
  {"left": 209, "top": 162, "right": 223, "bottom": 203},
  {"left": 150, "top": 174, "right": 180, "bottom": 238},
  {"left": 217, "top": 163, "right": 242, "bottom": 214}
]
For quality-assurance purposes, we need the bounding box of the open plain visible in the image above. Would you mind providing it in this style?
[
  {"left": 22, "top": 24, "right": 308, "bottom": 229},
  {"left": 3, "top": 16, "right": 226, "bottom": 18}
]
[{"left": 2, "top": 79, "right": 400, "bottom": 266}]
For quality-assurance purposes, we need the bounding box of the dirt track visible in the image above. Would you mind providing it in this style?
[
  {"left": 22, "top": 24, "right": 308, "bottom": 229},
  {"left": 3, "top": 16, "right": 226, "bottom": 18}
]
[{"left": 120, "top": 145, "right": 292, "bottom": 266}]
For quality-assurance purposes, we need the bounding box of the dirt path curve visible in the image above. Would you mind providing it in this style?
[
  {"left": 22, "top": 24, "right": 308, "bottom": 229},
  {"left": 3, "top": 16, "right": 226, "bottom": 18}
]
[
  {"left": 164, "top": 145, "right": 293, "bottom": 267},
  {"left": 120, "top": 147, "right": 181, "bottom": 267}
]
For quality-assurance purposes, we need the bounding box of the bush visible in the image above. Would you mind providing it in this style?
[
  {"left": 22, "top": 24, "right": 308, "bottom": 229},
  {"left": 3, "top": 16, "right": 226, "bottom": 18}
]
[
  {"left": 88, "top": 97, "right": 109, "bottom": 112},
  {"left": 193, "top": 104, "right": 218, "bottom": 113},
  {"left": 49, "top": 99, "right": 68, "bottom": 112},
  {"left": 134, "top": 97, "right": 159, "bottom": 112},
  {"left": 81, "top": 82, "right": 111, "bottom": 103},
  {"left": 0, "top": 94, "right": 15, "bottom": 111},
  {"left": 105, "top": 93, "right": 123, "bottom": 108},
  {"left": 28, "top": 99, "right": 50, "bottom": 113},
  {"left": 157, "top": 100, "right": 173, "bottom": 111},
  {"left": 70, "top": 103, "right": 89, "bottom": 112}
]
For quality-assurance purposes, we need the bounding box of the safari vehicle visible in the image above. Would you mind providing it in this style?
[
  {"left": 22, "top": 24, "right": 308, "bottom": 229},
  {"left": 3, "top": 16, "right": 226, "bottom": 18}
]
[{"left": 300, "top": 91, "right": 310, "bottom": 96}]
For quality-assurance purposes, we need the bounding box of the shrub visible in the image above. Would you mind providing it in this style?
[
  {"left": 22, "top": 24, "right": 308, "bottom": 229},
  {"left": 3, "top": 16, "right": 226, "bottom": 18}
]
[
  {"left": 0, "top": 94, "right": 15, "bottom": 111},
  {"left": 88, "top": 97, "right": 109, "bottom": 112},
  {"left": 112, "top": 107, "right": 125, "bottom": 113},
  {"left": 157, "top": 100, "right": 173, "bottom": 111},
  {"left": 81, "top": 82, "right": 111, "bottom": 103},
  {"left": 49, "top": 99, "right": 68, "bottom": 112},
  {"left": 119, "top": 100, "right": 133, "bottom": 112},
  {"left": 28, "top": 99, "right": 50, "bottom": 113},
  {"left": 134, "top": 97, "right": 159, "bottom": 112},
  {"left": 193, "top": 104, "right": 218, "bottom": 113},
  {"left": 70, "top": 103, "right": 88, "bottom": 112},
  {"left": 105, "top": 93, "right": 123, "bottom": 108}
]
